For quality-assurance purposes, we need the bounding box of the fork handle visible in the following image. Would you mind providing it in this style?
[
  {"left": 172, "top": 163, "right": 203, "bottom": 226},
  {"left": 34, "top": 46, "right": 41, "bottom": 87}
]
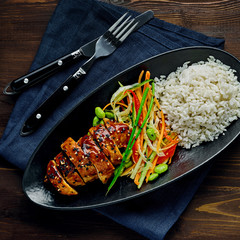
[
  {"left": 20, "top": 70, "right": 86, "bottom": 136},
  {"left": 4, "top": 51, "right": 83, "bottom": 95}
]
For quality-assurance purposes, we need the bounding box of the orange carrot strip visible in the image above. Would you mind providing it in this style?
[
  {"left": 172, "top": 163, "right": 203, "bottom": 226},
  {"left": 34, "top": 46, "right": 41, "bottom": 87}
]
[
  {"left": 146, "top": 155, "right": 158, "bottom": 183},
  {"left": 136, "top": 90, "right": 142, "bottom": 105},
  {"left": 102, "top": 103, "right": 111, "bottom": 111},
  {"left": 147, "top": 146, "right": 152, "bottom": 158},
  {"left": 138, "top": 70, "right": 144, "bottom": 83},
  {"left": 143, "top": 71, "right": 151, "bottom": 93},
  {"left": 121, "top": 164, "right": 136, "bottom": 176},
  {"left": 136, "top": 71, "right": 144, "bottom": 103},
  {"left": 154, "top": 97, "right": 165, "bottom": 153},
  {"left": 103, "top": 102, "right": 128, "bottom": 111},
  {"left": 163, "top": 129, "right": 179, "bottom": 144},
  {"left": 134, "top": 172, "right": 141, "bottom": 186},
  {"left": 145, "top": 71, "right": 150, "bottom": 80}
]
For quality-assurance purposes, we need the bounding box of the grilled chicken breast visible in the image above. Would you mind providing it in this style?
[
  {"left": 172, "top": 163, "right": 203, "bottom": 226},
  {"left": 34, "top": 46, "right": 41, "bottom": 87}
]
[
  {"left": 46, "top": 119, "right": 131, "bottom": 195},
  {"left": 61, "top": 137, "right": 98, "bottom": 183},
  {"left": 46, "top": 160, "right": 78, "bottom": 195},
  {"left": 54, "top": 152, "right": 85, "bottom": 187},
  {"left": 89, "top": 124, "right": 122, "bottom": 165},
  {"left": 103, "top": 118, "right": 131, "bottom": 148},
  {"left": 79, "top": 135, "right": 115, "bottom": 184}
]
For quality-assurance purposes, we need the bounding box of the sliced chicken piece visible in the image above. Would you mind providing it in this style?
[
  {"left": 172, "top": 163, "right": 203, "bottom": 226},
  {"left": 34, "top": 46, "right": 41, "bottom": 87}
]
[
  {"left": 89, "top": 124, "right": 122, "bottom": 165},
  {"left": 61, "top": 137, "right": 98, "bottom": 183},
  {"left": 78, "top": 135, "right": 115, "bottom": 184},
  {"left": 54, "top": 152, "right": 85, "bottom": 187},
  {"left": 103, "top": 118, "right": 131, "bottom": 148},
  {"left": 46, "top": 160, "right": 78, "bottom": 196}
]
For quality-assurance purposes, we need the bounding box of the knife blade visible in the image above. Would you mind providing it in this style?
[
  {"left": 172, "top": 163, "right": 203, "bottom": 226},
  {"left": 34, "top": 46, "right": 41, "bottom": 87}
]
[
  {"left": 20, "top": 10, "right": 154, "bottom": 136},
  {"left": 3, "top": 10, "right": 154, "bottom": 96}
]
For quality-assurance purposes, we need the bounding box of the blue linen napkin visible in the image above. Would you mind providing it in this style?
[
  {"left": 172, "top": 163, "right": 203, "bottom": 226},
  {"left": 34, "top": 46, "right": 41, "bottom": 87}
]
[{"left": 0, "top": 0, "right": 224, "bottom": 239}]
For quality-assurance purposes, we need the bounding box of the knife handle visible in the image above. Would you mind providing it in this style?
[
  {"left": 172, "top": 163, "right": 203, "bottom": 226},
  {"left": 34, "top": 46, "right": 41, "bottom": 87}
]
[
  {"left": 3, "top": 50, "right": 83, "bottom": 95},
  {"left": 20, "top": 69, "right": 86, "bottom": 136}
]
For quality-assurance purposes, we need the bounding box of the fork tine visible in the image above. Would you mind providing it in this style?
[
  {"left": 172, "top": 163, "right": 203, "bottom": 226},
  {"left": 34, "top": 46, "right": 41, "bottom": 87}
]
[
  {"left": 115, "top": 18, "right": 135, "bottom": 39},
  {"left": 111, "top": 15, "right": 132, "bottom": 36},
  {"left": 119, "top": 21, "right": 138, "bottom": 42},
  {"left": 108, "top": 12, "right": 129, "bottom": 32}
]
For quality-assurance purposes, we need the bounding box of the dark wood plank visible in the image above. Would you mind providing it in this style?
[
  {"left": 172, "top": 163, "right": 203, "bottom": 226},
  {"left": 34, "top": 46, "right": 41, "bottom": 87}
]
[
  {"left": 165, "top": 138, "right": 240, "bottom": 240},
  {"left": 0, "top": 1, "right": 240, "bottom": 239}
]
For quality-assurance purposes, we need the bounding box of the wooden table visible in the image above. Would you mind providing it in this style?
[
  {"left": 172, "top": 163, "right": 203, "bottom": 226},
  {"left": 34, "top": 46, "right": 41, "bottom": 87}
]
[{"left": 0, "top": 1, "right": 240, "bottom": 239}]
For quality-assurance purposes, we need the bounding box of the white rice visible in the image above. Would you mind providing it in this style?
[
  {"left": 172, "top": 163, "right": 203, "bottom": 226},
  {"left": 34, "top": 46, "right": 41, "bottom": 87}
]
[{"left": 154, "top": 56, "right": 240, "bottom": 149}]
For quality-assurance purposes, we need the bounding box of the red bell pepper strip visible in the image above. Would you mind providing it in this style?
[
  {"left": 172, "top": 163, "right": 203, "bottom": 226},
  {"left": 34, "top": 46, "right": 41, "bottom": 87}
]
[
  {"left": 157, "top": 144, "right": 177, "bottom": 164},
  {"left": 125, "top": 89, "right": 143, "bottom": 126}
]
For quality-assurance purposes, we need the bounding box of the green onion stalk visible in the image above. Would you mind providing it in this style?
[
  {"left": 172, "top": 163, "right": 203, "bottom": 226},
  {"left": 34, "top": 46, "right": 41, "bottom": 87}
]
[{"left": 107, "top": 82, "right": 155, "bottom": 194}]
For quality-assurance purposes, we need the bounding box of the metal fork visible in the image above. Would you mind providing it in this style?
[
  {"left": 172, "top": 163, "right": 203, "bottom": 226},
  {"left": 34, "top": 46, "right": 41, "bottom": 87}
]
[
  {"left": 72, "top": 12, "right": 137, "bottom": 80},
  {"left": 21, "top": 11, "right": 152, "bottom": 136}
]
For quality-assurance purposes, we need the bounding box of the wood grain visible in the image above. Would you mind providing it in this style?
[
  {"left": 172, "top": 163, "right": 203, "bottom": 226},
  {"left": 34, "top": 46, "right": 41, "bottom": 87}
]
[{"left": 0, "top": 1, "right": 240, "bottom": 239}]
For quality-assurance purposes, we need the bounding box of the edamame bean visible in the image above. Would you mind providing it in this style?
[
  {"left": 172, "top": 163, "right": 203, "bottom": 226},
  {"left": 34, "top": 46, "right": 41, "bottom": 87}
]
[
  {"left": 124, "top": 160, "right": 133, "bottom": 168},
  {"left": 95, "top": 107, "right": 105, "bottom": 119},
  {"left": 105, "top": 111, "right": 114, "bottom": 119},
  {"left": 154, "top": 163, "right": 168, "bottom": 174},
  {"left": 147, "top": 128, "right": 156, "bottom": 141},
  {"left": 148, "top": 173, "right": 159, "bottom": 181},
  {"left": 93, "top": 116, "right": 100, "bottom": 126}
]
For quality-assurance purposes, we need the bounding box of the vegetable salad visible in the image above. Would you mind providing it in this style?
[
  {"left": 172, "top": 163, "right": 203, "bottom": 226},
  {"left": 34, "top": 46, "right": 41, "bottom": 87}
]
[{"left": 94, "top": 71, "right": 179, "bottom": 193}]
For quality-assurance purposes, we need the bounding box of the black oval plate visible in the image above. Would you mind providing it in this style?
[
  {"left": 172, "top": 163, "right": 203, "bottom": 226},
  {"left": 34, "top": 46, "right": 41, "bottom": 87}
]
[{"left": 22, "top": 46, "right": 240, "bottom": 210}]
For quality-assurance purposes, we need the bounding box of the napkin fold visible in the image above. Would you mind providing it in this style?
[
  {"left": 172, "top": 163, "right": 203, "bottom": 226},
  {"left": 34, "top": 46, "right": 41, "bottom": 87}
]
[{"left": 0, "top": 0, "right": 224, "bottom": 239}]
